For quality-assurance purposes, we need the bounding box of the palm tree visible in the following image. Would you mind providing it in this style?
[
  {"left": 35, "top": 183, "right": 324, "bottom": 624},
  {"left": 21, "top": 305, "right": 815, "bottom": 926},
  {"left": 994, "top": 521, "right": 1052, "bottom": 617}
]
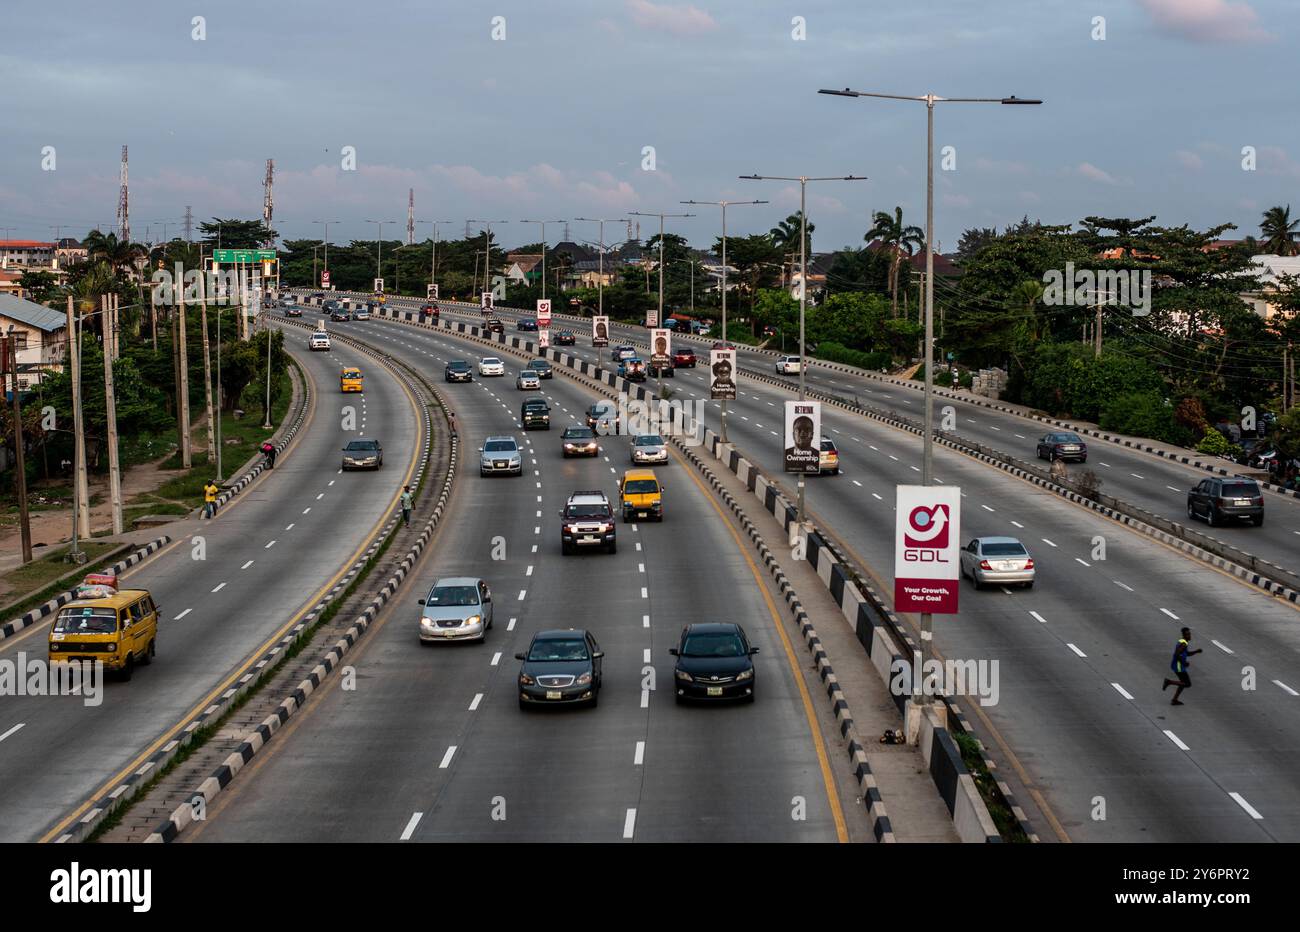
[
  {"left": 1260, "top": 205, "right": 1300, "bottom": 256},
  {"left": 83, "top": 229, "right": 144, "bottom": 274},
  {"left": 865, "top": 206, "right": 925, "bottom": 319},
  {"left": 770, "top": 213, "right": 814, "bottom": 286}
]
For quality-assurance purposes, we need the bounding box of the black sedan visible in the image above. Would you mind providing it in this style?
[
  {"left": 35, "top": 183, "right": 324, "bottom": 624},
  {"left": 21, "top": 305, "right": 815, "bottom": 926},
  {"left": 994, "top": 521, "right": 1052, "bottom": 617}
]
[
  {"left": 517, "top": 629, "right": 603, "bottom": 709},
  {"left": 561, "top": 425, "right": 600, "bottom": 457},
  {"left": 330, "top": 309, "right": 349, "bottom": 322},
  {"left": 1036, "top": 431, "right": 1087, "bottom": 463},
  {"left": 445, "top": 360, "right": 473, "bottom": 382},
  {"left": 555, "top": 330, "right": 576, "bottom": 346},
  {"left": 527, "top": 358, "right": 553, "bottom": 379},
  {"left": 670, "top": 623, "right": 757, "bottom": 703}
]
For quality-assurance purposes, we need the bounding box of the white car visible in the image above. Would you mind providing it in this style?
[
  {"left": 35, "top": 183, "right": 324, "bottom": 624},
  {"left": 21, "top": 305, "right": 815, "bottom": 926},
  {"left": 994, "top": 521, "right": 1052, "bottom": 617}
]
[
  {"left": 959, "top": 537, "right": 1035, "bottom": 590},
  {"left": 310, "top": 331, "right": 331, "bottom": 351},
  {"left": 479, "top": 357, "right": 505, "bottom": 376},
  {"left": 775, "top": 355, "right": 802, "bottom": 375},
  {"left": 516, "top": 370, "right": 541, "bottom": 390},
  {"left": 631, "top": 434, "right": 668, "bottom": 465}
]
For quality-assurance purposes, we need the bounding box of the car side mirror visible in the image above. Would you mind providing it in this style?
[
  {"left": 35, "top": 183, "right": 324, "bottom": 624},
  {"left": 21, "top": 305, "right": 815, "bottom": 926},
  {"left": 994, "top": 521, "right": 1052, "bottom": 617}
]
[
  {"left": 749, "top": 647, "right": 760, "bottom": 655},
  {"left": 478, "top": 447, "right": 483, "bottom": 452},
  {"left": 418, "top": 599, "right": 426, "bottom": 605},
  {"left": 668, "top": 648, "right": 679, "bottom": 656},
  {"left": 514, "top": 652, "right": 526, "bottom": 661},
  {"left": 592, "top": 651, "right": 605, "bottom": 659}
]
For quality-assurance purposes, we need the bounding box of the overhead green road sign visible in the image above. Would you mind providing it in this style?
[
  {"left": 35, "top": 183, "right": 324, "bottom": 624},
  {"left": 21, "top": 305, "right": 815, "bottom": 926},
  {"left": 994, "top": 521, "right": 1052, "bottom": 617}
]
[{"left": 213, "top": 249, "right": 276, "bottom": 262}]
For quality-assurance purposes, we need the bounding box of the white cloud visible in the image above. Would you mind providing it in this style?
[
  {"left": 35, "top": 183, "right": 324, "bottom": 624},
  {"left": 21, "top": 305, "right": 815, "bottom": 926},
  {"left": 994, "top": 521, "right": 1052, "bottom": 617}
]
[
  {"left": 625, "top": 0, "right": 717, "bottom": 37},
  {"left": 1174, "top": 150, "right": 1204, "bottom": 170},
  {"left": 1018, "top": 191, "right": 1041, "bottom": 205},
  {"left": 1077, "top": 162, "right": 1118, "bottom": 184},
  {"left": 1257, "top": 146, "right": 1300, "bottom": 179},
  {"left": 1136, "top": 0, "right": 1271, "bottom": 43}
]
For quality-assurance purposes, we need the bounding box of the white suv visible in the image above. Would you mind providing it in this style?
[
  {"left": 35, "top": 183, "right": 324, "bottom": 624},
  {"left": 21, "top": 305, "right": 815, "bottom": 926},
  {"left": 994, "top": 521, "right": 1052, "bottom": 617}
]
[
  {"left": 310, "top": 331, "right": 331, "bottom": 351},
  {"left": 775, "top": 355, "right": 801, "bottom": 375}
]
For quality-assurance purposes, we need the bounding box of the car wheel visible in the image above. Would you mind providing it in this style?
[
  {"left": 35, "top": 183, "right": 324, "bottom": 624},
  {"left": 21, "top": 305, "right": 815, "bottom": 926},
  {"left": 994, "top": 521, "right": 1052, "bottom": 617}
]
[
  {"left": 744, "top": 692, "right": 756, "bottom": 704},
  {"left": 675, "top": 693, "right": 685, "bottom": 705},
  {"left": 607, "top": 540, "right": 617, "bottom": 554},
  {"left": 588, "top": 691, "right": 599, "bottom": 709},
  {"left": 518, "top": 697, "right": 528, "bottom": 711},
  {"left": 141, "top": 639, "right": 155, "bottom": 665},
  {"left": 120, "top": 654, "right": 134, "bottom": 682},
  {"left": 561, "top": 542, "right": 573, "bottom": 555},
  {"left": 972, "top": 574, "right": 983, "bottom": 591},
  {"left": 1207, "top": 507, "right": 1218, "bottom": 527},
  {"left": 1253, "top": 514, "right": 1264, "bottom": 527},
  {"left": 1079, "top": 456, "right": 1086, "bottom": 463},
  {"left": 1024, "top": 581, "right": 1034, "bottom": 590}
]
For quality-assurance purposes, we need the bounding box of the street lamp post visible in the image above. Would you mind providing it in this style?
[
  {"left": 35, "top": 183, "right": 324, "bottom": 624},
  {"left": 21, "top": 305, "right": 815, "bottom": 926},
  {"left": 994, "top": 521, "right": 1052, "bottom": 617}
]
[
  {"left": 630, "top": 210, "right": 694, "bottom": 397},
  {"left": 575, "top": 217, "right": 626, "bottom": 373},
  {"left": 416, "top": 220, "right": 455, "bottom": 295},
  {"left": 739, "top": 174, "right": 866, "bottom": 528},
  {"left": 681, "top": 198, "right": 767, "bottom": 443},
  {"left": 520, "top": 219, "right": 565, "bottom": 299},
  {"left": 818, "top": 86, "right": 1041, "bottom": 714},
  {"left": 365, "top": 220, "right": 397, "bottom": 287},
  {"left": 312, "top": 220, "right": 338, "bottom": 284},
  {"left": 468, "top": 220, "right": 508, "bottom": 297}
]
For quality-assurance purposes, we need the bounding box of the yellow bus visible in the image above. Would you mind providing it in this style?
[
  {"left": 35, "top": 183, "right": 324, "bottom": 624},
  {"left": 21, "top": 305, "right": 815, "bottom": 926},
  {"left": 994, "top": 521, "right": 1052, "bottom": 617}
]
[{"left": 341, "top": 367, "right": 363, "bottom": 392}]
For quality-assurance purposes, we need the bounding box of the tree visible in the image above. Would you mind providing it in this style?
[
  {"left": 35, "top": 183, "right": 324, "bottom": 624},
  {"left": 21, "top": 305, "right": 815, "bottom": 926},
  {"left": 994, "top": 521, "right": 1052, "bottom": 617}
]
[
  {"left": 199, "top": 219, "right": 276, "bottom": 249},
  {"left": 82, "top": 230, "right": 143, "bottom": 275},
  {"left": 955, "top": 226, "right": 999, "bottom": 264},
  {"left": 770, "top": 213, "right": 813, "bottom": 285},
  {"left": 824, "top": 247, "right": 891, "bottom": 297},
  {"left": 865, "top": 206, "right": 924, "bottom": 319},
  {"left": 716, "top": 234, "right": 782, "bottom": 315},
  {"left": 19, "top": 270, "right": 59, "bottom": 304},
  {"left": 1260, "top": 205, "right": 1300, "bottom": 256}
]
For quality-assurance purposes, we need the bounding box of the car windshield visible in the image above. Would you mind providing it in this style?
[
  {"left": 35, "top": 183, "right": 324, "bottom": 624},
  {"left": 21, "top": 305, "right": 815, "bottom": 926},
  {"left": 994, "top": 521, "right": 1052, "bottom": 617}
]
[
  {"left": 1221, "top": 482, "right": 1259, "bottom": 496},
  {"left": 524, "top": 401, "right": 548, "bottom": 410},
  {"left": 427, "top": 585, "right": 480, "bottom": 607},
  {"left": 449, "top": 361, "right": 469, "bottom": 369},
  {"left": 634, "top": 435, "right": 664, "bottom": 446},
  {"left": 981, "top": 542, "right": 1028, "bottom": 556},
  {"left": 528, "top": 639, "right": 589, "bottom": 662},
  {"left": 589, "top": 404, "right": 613, "bottom": 417},
  {"left": 681, "top": 632, "right": 746, "bottom": 657},
  {"left": 345, "top": 441, "right": 378, "bottom": 451},
  {"left": 1055, "top": 434, "right": 1082, "bottom": 443},
  {"left": 54, "top": 608, "right": 118, "bottom": 634},
  {"left": 343, "top": 370, "right": 361, "bottom": 378},
  {"left": 820, "top": 440, "right": 836, "bottom": 452},
  {"left": 624, "top": 479, "right": 659, "bottom": 494},
  {"left": 484, "top": 440, "right": 516, "bottom": 452},
  {"left": 519, "top": 372, "right": 537, "bottom": 380},
  {"left": 529, "top": 360, "right": 549, "bottom": 369},
  {"left": 482, "top": 358, "right": 500, "bottom": 365},
  {"left": 566, "top": 504, "right": 609, "bottom": 518},
  {"left": 565, "top": 428, "right": 595, "bottom": 440}
]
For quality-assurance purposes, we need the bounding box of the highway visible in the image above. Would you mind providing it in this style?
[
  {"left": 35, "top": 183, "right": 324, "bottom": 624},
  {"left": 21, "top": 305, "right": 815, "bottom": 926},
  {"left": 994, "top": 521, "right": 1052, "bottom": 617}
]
[
  {"left": 412, "top": 297, "right": 1300, "bottom": 576},
  {"left": 0, "top": 333, "right": 422, "bottom": 842},
  {"left": 186, "top": 310, "right": 856, "bottom": 843},
  {"left": 335, "top": 310, "right": 1300, "bottom": 842}
]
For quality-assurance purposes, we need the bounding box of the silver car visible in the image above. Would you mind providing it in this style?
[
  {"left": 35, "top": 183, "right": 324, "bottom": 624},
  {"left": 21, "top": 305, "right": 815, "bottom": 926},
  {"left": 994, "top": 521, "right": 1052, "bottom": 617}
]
[
  {"left": 419, "top": 577, "right": 494, "bottom": 642},
  {"left": 631, "top": 433, "right": 668, "bottom": 464},
  {"left": 959, "top": 537, "right": 1035, "bottom": 590},
  {"left": 516, "top": 370, "right": 541, "bottom": 390},
  {"left": 480, "top": 435, "right": 523, "bottom": 476}
]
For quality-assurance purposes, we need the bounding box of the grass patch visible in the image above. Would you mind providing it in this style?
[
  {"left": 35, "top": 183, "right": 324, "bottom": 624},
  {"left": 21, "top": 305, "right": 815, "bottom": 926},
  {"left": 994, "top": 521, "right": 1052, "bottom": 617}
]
[
  {"left": 1, "top": 542, "right": 125, "bottom": 620},
  {"left": 953, "top": 730, "right": 1031, "bottom": 842}
]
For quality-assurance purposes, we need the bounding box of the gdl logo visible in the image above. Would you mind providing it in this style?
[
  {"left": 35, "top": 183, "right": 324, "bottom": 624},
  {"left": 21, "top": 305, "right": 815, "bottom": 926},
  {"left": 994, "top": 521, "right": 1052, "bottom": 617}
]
[{"left": 903, "top": 504, "right": 950, "bottom": 561}]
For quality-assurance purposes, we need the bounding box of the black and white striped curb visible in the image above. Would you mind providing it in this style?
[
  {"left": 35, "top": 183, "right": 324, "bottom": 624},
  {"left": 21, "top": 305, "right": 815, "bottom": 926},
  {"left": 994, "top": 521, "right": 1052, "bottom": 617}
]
[
  {"left": 203, "top": 356, "right": 312, "bottom": 517},
  {"left": 53, "top": 342, "right": 437, "bottom": 844},
  {"left": 144, "top": 331, "right": 456, "bottom": 843},
  {"left": 1, "top": 536, "right": 171, "bottom": 644}
]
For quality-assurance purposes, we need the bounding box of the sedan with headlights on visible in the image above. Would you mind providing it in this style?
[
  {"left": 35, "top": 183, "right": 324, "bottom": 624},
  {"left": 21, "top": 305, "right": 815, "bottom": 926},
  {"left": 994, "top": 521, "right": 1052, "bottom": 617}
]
[
  {"left": 479, "top": 356, "right": 505, "bottom": 377},
  {"left": 561, "top": 425, "right": 600, "bottom": 457},
  {"left": 418, "top": 577, "right": 494, "bottom": 643},
  {"left": 631, "top": 433, "right": 668, "bottom": 465},
  {"left": 480, "top": 436, "right": 523, "bottom": 476},
  {"left": 341, "top": 438, "right": 383, "bottom": 470},
  {"left": 959, "top": 537, "right": 1035, "bottom": 590}
]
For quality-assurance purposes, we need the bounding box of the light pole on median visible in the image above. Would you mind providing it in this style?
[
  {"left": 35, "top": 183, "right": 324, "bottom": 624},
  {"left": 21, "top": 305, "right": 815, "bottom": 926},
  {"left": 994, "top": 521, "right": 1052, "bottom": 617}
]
[
  {"left": 365, "top": 220, "right": 396, "bottom": 287},
  {"left": 739, "top": 173, "right": 866, "bottom": 530},
  {"left": 312, "top": 220, "right": 339, "bottom": 281},
  {"left": 681, "top": 198, "right": 767, "bottom": 443},
  {"left": 419, "top": 220, "right": 455, "bottom": 296},
  {"left": 818, "top": 87, "right": 1041, "bottom": 710},
  {"left": 630, "top": 210, "right": 694, "bottom": 398},
  {"left": 468, "top": 220, "right": 508, "bottom": 297},
  {"left": 520, "top": 219, "right": 565, "bottom": 300},
  {"left": 575, "top": 217, "right": 627, "bottom": 373}
]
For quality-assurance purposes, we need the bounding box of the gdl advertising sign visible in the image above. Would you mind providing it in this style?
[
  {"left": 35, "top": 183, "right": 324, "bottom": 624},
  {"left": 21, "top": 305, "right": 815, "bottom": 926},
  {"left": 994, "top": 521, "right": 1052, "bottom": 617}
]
[{"left": 894, "top": 486, "right": 961, "bottom": 614}]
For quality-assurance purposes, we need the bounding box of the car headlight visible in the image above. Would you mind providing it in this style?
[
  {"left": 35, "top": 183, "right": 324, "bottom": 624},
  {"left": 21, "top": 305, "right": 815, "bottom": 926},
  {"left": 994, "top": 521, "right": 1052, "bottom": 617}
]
[
  {"left": 463, "top": 615, "right": 481, "bottom": 628},
  {"left": 576, "top": 672, "right": 592, "bottom": 686},
  {"left": 421, "top": 618, "right": 434, "bottom": 628},
  {"left": 736, "top": 668, "right": 753, "bottom": 681},
  {"left": 519, "top": 673, "right": 535, "bottom": 686},
  {"left": 105, "top": 642, "right": 117, "bottom": 651},
  {"left": 676, "top": 669, "right": 692, "bottom": 682}
]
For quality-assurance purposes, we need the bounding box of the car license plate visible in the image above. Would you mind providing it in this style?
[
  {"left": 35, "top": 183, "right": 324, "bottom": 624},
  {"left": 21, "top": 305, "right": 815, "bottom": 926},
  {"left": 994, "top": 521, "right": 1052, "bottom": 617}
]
[
  {"left": 637, "top": 511, "right": 647, "bottom": 518},
  {"left": 707, "top": 686, "right": 723, "bottom": 697},
  {"left": 443, "top": 630, "right": 455, "bottom": 637},
  {"left": 546, "top": 690, "right": 562, "bottom": 700},
  {"left": 582, "top": 535, "right": 597, "bottom": 543},
  {"left": 1234, "top": 499, "right": 1250, "bottom": 506}
]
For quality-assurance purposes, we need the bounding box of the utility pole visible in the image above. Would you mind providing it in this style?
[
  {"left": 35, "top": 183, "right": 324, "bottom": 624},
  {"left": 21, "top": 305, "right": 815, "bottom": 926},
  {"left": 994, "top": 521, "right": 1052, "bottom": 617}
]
[
  {"left": 101, "top": 296, "right": 123, "bottom": 535},
  {"left": 521, "top": 219, "right": 566, "bottom": 299},
  {"left": 681, "top": 199, "right": 767, "bottom": 443},
  {"left": 263, "top": 306, "right": 273, "bottom": 429},
  {"left": 117, "top": 145, "right": 130, "bottom": 244},
  {"left": 67, "top": 297, "right": 89, "bottom": 548},
  {"left": 407, "top": 189, "right": 415, "bottom": 245},
  {"left": 365, "top": 220, "right": 397, "bottom": 288},
  {"left": 6, "top": 327, "right": 32, "bottom": 563},
  {"left": 177, "top": 286, "right": 192, "bottom": 468},
  {"left": 200, "top": 271, "right": 216, "bottom": 462}
]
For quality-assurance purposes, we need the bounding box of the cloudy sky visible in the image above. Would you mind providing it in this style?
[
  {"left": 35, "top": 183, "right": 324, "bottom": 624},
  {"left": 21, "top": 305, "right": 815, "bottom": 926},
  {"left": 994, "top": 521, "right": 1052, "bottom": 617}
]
[{"left": 2, "top": 0, "right": 1297, "bottom": 253}]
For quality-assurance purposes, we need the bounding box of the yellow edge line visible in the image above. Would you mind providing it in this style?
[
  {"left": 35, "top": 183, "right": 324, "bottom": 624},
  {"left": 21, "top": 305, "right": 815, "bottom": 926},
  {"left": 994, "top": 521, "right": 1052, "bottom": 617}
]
[
  {"left": 671, "top": 443, "right": 850, "bottom": 843},
  {"left": 39, "top": 354, "right": 424, "bottom": 842}
]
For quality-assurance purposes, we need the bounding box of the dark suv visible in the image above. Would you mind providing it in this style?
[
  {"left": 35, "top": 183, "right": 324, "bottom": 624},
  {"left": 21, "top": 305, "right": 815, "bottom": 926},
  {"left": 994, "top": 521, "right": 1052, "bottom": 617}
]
[
  {"left": 559, "top": 491, "right": 616, "bottom": 554},
  {"left": 521, "top": 398, "right": 551, "bottom": 430},
  {"left": 485, "top": 317, "right": 505, "bottom": 334},
  {"left": 1187, "top": 478, "right": 1264, "bottom": 527},
  {"left": 1036, "top": 432, "right": 1087, "bottom": 463}
]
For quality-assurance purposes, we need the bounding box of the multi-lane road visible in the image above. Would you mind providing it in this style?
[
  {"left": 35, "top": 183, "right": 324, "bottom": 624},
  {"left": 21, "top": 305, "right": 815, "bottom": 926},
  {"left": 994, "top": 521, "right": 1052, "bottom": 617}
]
[{"left": 0, "top": 334, "right": 422, "bottom": 842}]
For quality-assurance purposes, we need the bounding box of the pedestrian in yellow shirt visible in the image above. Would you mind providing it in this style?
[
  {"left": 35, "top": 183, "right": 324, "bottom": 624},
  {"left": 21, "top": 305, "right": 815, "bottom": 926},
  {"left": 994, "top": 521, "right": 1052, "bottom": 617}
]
[{"left": 203, "top": 480, "right": 219, "bottom": 519}]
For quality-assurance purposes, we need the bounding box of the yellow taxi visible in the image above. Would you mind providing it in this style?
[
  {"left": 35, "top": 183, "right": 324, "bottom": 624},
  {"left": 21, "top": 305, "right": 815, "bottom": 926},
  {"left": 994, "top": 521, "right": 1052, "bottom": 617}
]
[
  {"left": 619, "top": 469, "right": 665, "bottom": 522},
  {"left": 48, "top": 574, "right": 159, "bottom": 680},
  {"left": 340, "top": 366, "right": 364, "bottom": 392}
]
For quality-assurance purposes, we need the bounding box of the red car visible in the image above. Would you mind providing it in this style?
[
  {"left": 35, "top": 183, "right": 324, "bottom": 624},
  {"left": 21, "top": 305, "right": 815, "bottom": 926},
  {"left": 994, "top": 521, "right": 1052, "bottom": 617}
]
[
  {"left": 672, "top": 346, "right": 697, "bottom": 367},
  {"left": 421, "top": 303, "right": 440, "bottom": 321},
  {"left": 713, "top": 340, "right": 737, "bottom": 351}
]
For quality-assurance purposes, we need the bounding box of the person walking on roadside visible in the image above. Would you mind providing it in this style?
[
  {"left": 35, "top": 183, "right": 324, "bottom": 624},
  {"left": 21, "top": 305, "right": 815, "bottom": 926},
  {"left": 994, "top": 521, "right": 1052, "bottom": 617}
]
[
  {"left": 1162, "top": 627, "right": 1202, "bottom": 706},
  {"left": 448, "top": 411, "right": 457, "bottom": 435},
  {"left": 400, "top": 485, "right": 413, "bottom": 528},
  {"left": 203, "top": 480, "right": 219, "bottom": 519},
  {"left": 261, "top": 440, "right": 277, "bottom": 469}
]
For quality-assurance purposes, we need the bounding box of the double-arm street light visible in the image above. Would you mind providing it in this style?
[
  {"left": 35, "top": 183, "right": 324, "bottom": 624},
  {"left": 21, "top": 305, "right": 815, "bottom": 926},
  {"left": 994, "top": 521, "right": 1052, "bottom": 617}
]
[
  {"left": 365, "top": 220, "right": 397, "bottom": 285},
  {"left": 630, "top": 211, "right": 695, "bottom": 398},
  {"left": 468, "top": 220, "right": 508, "bottom": 296},
  {"left": 417, "top": 220, "right": 456, "bottom": 295},
  {"left": 520, "top": 219, "right": 566, "bottom": 299},
  {"left": 312, "top": 220, "right": 339, "bottom": 278},
  {"left": 819, "top": 86, "right": 1041, "bottom": 713},
  {"left": 574, "top": 217, "right": 627, "bottom": 319},
  {"left": 681, "top": 198, "right": 767, "bottom": 443},
  {"left": 739, "top": 173, "right": 866, "bottom": 529}
]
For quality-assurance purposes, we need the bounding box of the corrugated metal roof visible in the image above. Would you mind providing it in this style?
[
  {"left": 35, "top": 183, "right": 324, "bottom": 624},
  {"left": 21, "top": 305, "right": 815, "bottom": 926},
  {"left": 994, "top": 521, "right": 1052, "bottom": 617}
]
[{"left": 0, "top": 293, "right": 66, "bottom": 331}]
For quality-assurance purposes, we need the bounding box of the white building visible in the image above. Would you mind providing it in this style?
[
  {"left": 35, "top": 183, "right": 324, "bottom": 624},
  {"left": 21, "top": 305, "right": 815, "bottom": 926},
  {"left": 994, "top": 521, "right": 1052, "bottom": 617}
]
[
  {"left": 0, "top": 293, "right": 67, "bottom": 388},
  {"left": 1242, "top": 255, "right": 1300, "bottom": 324}
]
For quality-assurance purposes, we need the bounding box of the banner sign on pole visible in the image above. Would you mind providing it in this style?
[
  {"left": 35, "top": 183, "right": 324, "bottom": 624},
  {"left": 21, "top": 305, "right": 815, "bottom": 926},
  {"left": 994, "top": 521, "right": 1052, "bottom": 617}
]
[
  {"left": 321, "top": 269, "right": 331, "bottom": 288},
  {"left": 373, "top": 278, "right": 384, "bottom": 294},
  {"left": 592, "top": 316, "right": 610, "bottom": 346},
  {"left": 709, "top": 349, "right": 736, "bottom": 400},
  {"left": 427, "top": 283, "right": 439, "bottom": 299},
  {"left": 893, "top": 486, "right": 962, "bottom": 614},
  {"left": 783, "top": 400, "right": 821, "bottom": 474},
  {"left": 536, "top": 299, "right": 552, "bottom": 328}
]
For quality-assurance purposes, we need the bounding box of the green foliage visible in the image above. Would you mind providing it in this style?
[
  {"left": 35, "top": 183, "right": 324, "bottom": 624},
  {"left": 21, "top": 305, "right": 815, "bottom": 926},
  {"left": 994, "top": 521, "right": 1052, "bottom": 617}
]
[
  {"left": 1019, "top": 343, "right": 1164, "bottom": 422},
  {"left": 1099, "top": 391, "right": 1189, "bottom": 444},
  {"left": 19, "top": 270, "right": 60, "bottom": 304},
  {"left": 1272, "top": 407, "right": 1300, "bottom": 463},
  {"left": 817, "top": 341, "right": 892, "bottom": 371},
  {"left": 1195, "top": 428, "right": 1241, "bottom": 458}
]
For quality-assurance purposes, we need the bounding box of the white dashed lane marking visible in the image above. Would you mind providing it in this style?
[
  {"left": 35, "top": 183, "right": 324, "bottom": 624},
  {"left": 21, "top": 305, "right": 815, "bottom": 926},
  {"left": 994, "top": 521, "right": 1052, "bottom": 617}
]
[
  {"left": 174, "top": 609, "right": 192, "bottom": 620},
  {"left": 1111, "top": 683, "right": 1133, "bottom": 700},
  {"left": 1163, "top": 730, "right": 1189, "bottom": 752},
  {"left": 399, "top": 812, "right": 423, "bottom": 841}
]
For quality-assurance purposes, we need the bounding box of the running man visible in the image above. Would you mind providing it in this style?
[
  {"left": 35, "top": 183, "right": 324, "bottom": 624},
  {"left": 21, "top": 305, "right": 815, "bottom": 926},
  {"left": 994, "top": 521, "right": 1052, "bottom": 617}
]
[{"left": 1162, "top": 627, "right": 1202, "bottom": 706}]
